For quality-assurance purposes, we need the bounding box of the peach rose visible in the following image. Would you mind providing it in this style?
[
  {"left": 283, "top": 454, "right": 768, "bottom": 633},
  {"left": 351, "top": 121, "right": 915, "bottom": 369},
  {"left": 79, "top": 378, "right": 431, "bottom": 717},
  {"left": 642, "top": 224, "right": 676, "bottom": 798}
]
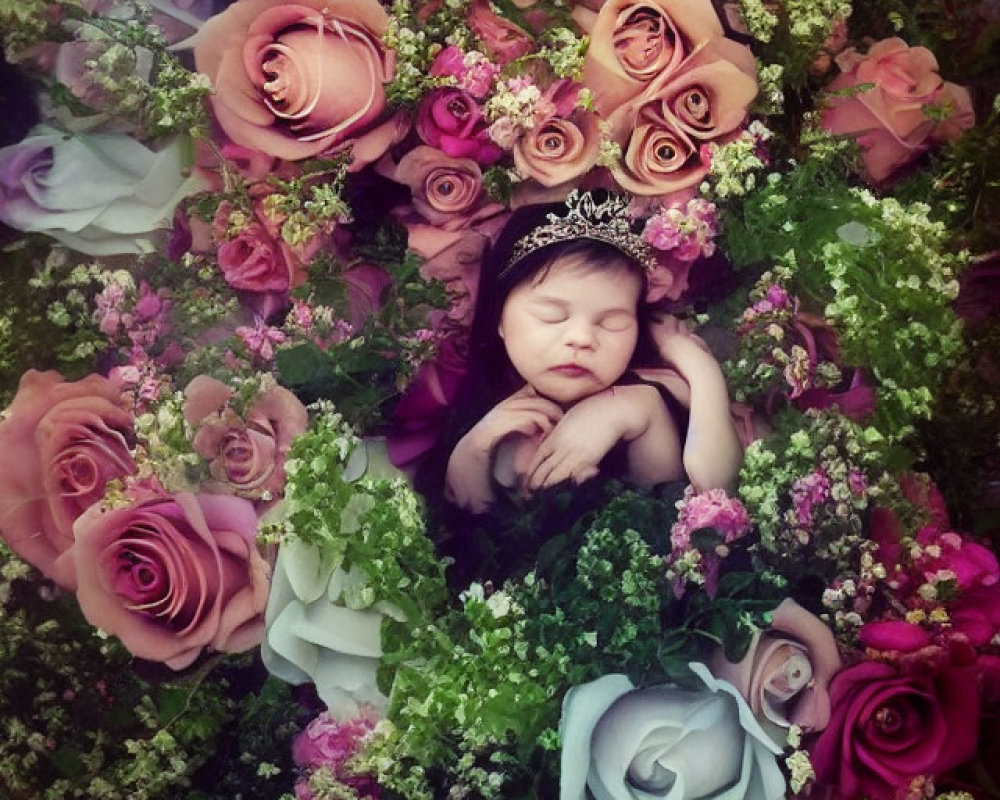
[
  {"left": 0, "top": 370, "right": 136, "bottom": 589},
  {"left": 608, "top": 39, "right": 757, "bottom": 196},
  {"left": 581, "top": 0, "right": 725, "bottom": 115},
  {"left": 710, "top": 598, "right": 843, "bottom": 735},
  {"left": 190, "top": 0, "right": 400, "bottom": 163},
  {"left": 388, "top": 145, "right": 504, "bottom": 229},
  {"left": 71, "top": 492, "right": 270, "bottom": 669},
  {"left": 183, "top": 375, "right": 308, "bottom": 505},
  {"left": 513, "top": 81, "right": 602, "bottom": 188},
  {"left": 822, "top": 38, "right": 975, "bottom": 184}
]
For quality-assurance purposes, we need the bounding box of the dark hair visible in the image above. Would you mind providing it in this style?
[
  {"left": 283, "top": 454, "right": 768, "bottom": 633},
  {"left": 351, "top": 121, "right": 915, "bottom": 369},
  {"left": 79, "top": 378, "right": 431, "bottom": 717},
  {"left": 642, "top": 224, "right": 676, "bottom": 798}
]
[{"left": 414, "top": 198, "right": 659, "bottom": 500}]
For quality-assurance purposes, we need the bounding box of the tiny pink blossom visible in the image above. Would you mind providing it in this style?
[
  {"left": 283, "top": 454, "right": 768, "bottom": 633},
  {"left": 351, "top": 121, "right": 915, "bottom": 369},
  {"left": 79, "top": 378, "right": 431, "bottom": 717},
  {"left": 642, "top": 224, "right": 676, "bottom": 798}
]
[
  {"left": 847, "top": 469, "right": 868, "bottom": 496},
  {"left": 236, "top": 319, "right": 287, "bottom": 362},
  {"left": 791, "top": 469, "right": 831, "bottom": 526}
]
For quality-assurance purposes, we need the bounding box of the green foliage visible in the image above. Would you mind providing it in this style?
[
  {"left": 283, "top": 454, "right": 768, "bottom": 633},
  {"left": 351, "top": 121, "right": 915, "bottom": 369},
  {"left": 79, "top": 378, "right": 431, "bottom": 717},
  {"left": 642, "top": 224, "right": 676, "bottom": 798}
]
[
  {"left": 0, "top": 243, "right": 111, "bottom": 406},
  {"left": 185, "top": 675, "right": 308, "bottom": 800},
  {"left": 277, "top": 410, "right": 450, "bottom": 629},
  {"left": 0, "top": 545, "right": 234, "bottom": 800},
  {"left": 739, "top": 407, "right": 902, "bottom": 581},
  {"left": 278, "top": 229, "right": 448, "bottom": 430},
  {"left": 369, "top": 487, "right": 786, "bottom": 798},
  {"left": 723, "top": 160, "right": 967, "bottom": 439}
]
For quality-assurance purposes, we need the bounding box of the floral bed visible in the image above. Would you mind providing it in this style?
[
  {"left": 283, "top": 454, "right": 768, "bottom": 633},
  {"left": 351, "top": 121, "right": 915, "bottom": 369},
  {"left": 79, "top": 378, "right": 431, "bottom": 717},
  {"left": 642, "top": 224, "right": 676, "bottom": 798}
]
[{"left": 0, "top": 0, "right": 998, "bottom": 798}]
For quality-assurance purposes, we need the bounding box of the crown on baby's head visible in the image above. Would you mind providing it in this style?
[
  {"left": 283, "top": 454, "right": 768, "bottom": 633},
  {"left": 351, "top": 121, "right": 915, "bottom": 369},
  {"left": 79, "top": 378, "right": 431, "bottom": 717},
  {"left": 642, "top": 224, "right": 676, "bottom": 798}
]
[{"left": 501, "top": 190, "right": 657, "bottom": 276}]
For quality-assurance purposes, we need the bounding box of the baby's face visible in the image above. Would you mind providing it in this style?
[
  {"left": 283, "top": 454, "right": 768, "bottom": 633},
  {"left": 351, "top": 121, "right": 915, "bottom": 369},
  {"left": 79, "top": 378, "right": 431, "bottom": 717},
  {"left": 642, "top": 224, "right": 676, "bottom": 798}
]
[{"left": 498, "top": 252, "right": 642, "bottom": 405}]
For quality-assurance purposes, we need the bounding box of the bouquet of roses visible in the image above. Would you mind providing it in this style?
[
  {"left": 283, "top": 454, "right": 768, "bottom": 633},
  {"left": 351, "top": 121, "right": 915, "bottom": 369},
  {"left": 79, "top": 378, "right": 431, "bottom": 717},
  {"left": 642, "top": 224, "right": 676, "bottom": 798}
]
[{"left": 0, "top": 0, "right": 998, "bottom": 798}]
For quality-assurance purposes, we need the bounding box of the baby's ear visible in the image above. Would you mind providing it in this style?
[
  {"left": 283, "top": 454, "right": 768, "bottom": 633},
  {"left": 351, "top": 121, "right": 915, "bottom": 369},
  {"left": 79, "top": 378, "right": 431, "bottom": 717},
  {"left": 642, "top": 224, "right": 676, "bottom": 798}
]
[{"left": 497, "top": 321, "right": 506, "bottom": 340}]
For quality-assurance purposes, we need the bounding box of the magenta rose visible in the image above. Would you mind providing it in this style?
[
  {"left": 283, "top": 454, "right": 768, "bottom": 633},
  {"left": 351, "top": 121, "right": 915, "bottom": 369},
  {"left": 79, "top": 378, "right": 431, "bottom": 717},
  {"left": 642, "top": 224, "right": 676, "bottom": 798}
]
[
  {"left": 809, "top": 642, "right": 980, "bottom": 800},
  {"left": 416, "top": 88, "right": 504, "bottom": 165},
  {"left": 70, "top": 492, "right": 270, "bottom": 669},
  {"left": 292, "top": 707, "right": 379, "bottom": 768},
  {"left": 184, "top": 375, "right": 308, "bottom": 505},
  {"left": 0, "top": 370, "right": 136, "bottom": 589},
  {"left": 191, "top": 0, "right": 401, "bottom": 164},
  {"left": 822, "top": 38, "right": 975, "bottom": 184}
]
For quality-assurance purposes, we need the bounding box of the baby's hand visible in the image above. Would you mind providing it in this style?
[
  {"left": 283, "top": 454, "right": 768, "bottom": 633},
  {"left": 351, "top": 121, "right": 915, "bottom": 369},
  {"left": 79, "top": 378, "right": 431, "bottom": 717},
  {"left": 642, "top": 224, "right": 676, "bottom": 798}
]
[
  {"left": 445, "top": 385, "right": 563, "bottom": 512},
  {"left": 524, "top": 385, "right": 656, "bottom": 492},
  {"left": 472, "top": 384, "right": 564, "bottom": 450},
  {"left": 647, "top": 314, "right": 718, "bottom": 376}
]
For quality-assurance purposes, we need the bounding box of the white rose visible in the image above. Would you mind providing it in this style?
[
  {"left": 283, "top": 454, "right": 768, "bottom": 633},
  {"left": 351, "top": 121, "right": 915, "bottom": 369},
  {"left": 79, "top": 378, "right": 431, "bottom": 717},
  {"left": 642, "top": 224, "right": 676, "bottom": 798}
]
[
  {"left": 559, "top": 663, "right": 786, "bottom": 800},
  {"left": 0, "top": 125, "right": 204, "bottom": 256}
]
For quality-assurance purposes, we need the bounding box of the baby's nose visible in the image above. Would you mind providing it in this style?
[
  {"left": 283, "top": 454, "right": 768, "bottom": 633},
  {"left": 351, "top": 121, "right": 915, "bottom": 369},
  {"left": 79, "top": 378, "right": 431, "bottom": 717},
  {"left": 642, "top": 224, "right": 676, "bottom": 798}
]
[{"left": 563, "top": 320, "right": 597, "bottom": 349}]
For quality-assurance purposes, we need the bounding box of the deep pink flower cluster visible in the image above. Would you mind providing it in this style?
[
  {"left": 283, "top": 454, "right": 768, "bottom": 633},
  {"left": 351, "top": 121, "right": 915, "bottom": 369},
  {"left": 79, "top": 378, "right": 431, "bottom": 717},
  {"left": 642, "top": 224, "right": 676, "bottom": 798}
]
[
  {"left": 670, "top": 486, "right": 752, "bottom": 551},
  {"left": 668, "top": 486, "right": 751, "bottom": 595},
  {"left": 429, "top": 46, "right": 500, "bottom": 100},
  {"left": 293, "top": 708, "right": 381, "bottom": 800}
]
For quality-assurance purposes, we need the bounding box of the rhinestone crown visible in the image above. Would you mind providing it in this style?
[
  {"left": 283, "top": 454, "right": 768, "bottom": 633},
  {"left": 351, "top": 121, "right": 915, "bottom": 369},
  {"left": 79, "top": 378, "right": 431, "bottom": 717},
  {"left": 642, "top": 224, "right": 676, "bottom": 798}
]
[{"left": 502, "top": 190, "right": 656, "bottom": 276}]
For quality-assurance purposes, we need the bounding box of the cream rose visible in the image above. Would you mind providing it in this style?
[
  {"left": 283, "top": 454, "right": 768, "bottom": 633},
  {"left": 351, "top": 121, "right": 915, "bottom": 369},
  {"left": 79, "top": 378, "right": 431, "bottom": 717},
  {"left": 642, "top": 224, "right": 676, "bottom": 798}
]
[
  {"left": 710, "top": 598, "right": 843, "bottom": 737},
  {"left": 559, "top": 663, "right": 786, "bottom": 800},
  {"left": 190, "top": 0, "right": 401, "bottom": 163},
  {"left": 580, "top": 0, "right": 725, "bottom": 114}
]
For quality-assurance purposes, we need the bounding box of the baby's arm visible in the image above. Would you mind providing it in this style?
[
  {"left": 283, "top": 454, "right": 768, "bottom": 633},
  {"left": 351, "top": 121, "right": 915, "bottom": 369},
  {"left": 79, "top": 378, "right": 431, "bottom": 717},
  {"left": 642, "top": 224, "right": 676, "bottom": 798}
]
[
  {"left": 445, "top": 385, "right": 563, "bottom": 512},
  {"left": 646, "top": 316, "right": 743, "bottom": 492},
  {"left": 525, "top": 384, "right": 683, "bottom": 491}
]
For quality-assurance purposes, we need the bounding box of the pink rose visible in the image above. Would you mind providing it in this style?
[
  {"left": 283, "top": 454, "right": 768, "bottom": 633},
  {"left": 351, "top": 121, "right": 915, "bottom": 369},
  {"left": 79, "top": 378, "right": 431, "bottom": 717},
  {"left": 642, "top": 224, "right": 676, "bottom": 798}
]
[
  {"left": 191, "top": 0, "right": 401, "bottom": 163},
  {"left": 183, "top": 375, "right": 308, "bottom": 505},
  {"left": 810, "top": 642, "right": 980, "bottom": 800},
  {"left": 581, "top": 0, "right": 726, "bottom": 115},
  {"left": 213, "top": 192, "right": 322, "bottom": 294},
  {"left": 0, "top": 370, "right": 136, "bottom": 589},
  {"left": 70, "top": 492, "right": 270, "bottom": 669},
  {"left": 822, "top": 38, "right": 975, "bottom": 184},
  {"left": 387, "top": 146, "right": 503, "bottom": 229},
  {"left": 217, "top": 222, "right": 295, "bottom": 294},
  {"left": 951, "top": 584, "right": 1000, "bottom": 647},
  {"left": 607, "top": 39, "right": 757, "bottom": 196},
  {"left": 416, "top": 88, "right": 505, "bottom": 164},
  {"left": 711, "top": 598, "right": 843, "bottom": 733},
  {"left": 467, "top": 0, "right": 534, "bottom": 64},
  {"left": 859, "top": 620, "right": 933, "bottom": 652}
]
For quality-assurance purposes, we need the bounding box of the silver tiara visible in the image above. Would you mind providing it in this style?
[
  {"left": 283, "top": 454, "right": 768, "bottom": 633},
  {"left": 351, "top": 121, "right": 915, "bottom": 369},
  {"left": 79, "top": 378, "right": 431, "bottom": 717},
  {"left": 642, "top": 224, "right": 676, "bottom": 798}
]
[{"left": 502, "top": 190, "right": 657, "bottom": 276}]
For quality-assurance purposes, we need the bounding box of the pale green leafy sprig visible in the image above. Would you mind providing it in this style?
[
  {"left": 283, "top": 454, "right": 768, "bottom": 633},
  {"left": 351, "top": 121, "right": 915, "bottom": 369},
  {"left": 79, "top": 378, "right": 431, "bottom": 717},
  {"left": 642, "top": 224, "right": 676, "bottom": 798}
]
[
  {"left": 131, "top": 389, "right": 203, "bottom": 493},
  {"left": 277, "top": 410, "right": 448, "bottom": 624},
  {"left": 701, "top": 121, "right": 773, "bottom": 199},
  {"left": 538, "top": 29, "right": 588, "bottom": 79},
  {"left": 740, "top": 408, "right": 896, "bottom": 578},
  {"left": 376, "top": 581, "right": 568, "bottom": 798},
  {"left": 784, "top": 0, "right": 851, "bottom": 49},
  {"left": 738, "top": 0, "right": 779, "bottom": 42},
  {"left": 754, "top": 62, "right": 785, "bottom": 116}
]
